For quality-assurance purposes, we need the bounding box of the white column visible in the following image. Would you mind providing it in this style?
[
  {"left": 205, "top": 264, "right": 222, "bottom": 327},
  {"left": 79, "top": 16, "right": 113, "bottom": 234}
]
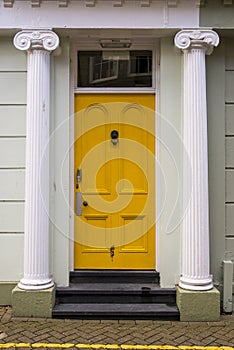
[
  {"left": 14, "top": 30, "right": 59, "bottom": 290},
  {"left": 174, "top": 30, "right": 219, "bottom": 291}
]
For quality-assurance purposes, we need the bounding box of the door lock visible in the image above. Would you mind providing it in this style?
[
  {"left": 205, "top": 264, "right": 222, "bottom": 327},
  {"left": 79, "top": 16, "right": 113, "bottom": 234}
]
[
  {"left": 110, "top": 130, "right": 119, "bottom": 145},
  {"left": 110, "top": 245, "right": 115, "bottom": 260}
]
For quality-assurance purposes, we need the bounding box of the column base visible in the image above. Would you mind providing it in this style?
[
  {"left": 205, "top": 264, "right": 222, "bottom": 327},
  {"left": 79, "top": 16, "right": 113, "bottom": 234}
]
[
  {"left": 18, "top": 278, "right": 54, "bottom": 290},
  {"left": 176, "top": 286, "right": 220, "bottom": 321},
  {"left": 179, "top": 276, "right": 213, "bottom": 291},
  {"left": 12, "top": 285, "right": 55, "bottom": 318}
]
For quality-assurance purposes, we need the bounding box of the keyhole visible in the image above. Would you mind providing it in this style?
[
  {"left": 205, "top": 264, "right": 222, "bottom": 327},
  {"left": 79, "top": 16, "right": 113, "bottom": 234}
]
[{"left": 110, "top": 246, "right": 115, "bottom": 260}]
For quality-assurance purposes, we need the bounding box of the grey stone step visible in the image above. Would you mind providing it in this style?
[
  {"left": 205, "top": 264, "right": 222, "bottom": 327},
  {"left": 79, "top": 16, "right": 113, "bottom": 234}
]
[
  {"left": 70, "top": 270, "right": 160, "bottom": 284},
  {"left": 56, "top": 283, "right": 176, "bottom": 304},
  {"left": 52, "top": 303, "right": 180, "bottom": 320}
]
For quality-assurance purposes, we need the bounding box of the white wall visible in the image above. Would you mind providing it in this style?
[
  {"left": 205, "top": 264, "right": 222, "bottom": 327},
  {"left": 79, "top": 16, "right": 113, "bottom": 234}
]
[
  {"left": 0, "top": 39, "right": 26, "bottom": 281},
  {"left": 50, "top": 38, "right": 71, "bottom": 287},
  {"left": 158, "top": 37, "right": 182, "bottom": 287}
]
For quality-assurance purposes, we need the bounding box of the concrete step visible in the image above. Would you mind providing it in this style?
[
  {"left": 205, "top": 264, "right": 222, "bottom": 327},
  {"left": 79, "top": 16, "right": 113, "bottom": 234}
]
[
  {"left": 52, "top": 303, "right": 180, "bottom": 320},
  {"left": 53, "top": 271, "right": 179, "bottom": 320},
  {"left": 70, "top": 270, "right": 160, "bottom": 284},
  {"left": 56, "top": 283, "right": 176, "bottom": 304}
]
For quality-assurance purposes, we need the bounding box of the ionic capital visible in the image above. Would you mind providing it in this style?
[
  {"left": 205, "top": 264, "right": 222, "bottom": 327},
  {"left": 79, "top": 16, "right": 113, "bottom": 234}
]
[
  {"left": 14, "top": 30, "right": 59, "bottom": 52},
  {"left": 174, "top": 29, "right": 219, "bottom": 55}
]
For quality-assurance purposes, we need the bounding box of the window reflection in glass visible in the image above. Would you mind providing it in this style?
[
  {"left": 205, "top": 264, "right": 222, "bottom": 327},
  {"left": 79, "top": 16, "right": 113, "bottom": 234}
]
[
  {"left": 129, "top": 55, "right": 152, "bottom": 76},
  {"left": 90, "top": 56, "right": 118, "bottom": 83},
  {"left": 78, "top": 50, "right": 152, "bottom": 88}
]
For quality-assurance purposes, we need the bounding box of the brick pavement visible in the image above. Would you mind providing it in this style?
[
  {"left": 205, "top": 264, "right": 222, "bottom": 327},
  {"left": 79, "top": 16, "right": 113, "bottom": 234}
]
[{"left": 0, "top": 307, "right": 234, "bottom": 349}]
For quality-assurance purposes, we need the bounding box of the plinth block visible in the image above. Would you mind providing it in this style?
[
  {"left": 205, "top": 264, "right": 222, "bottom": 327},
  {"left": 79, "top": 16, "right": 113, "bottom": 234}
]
[
  {"left": 12, "top": 285, "right": 55, "bottom": 318},
  {"left": 176, "top": 286, "right": 220, "bottom": 321}
]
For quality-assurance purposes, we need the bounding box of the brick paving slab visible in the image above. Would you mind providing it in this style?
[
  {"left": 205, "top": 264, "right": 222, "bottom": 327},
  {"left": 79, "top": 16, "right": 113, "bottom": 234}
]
[{"left": 0, "top": 307, "right": 234, "bottom": 348}]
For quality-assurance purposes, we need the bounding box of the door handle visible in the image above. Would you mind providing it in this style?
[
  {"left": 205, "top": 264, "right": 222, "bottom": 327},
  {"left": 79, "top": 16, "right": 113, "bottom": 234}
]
[
  {"left": 76, "top": 192, "right": 82, "bottom": 216},
  {"left": 76, "top": 194, "right": 88, "bottom": 216}
]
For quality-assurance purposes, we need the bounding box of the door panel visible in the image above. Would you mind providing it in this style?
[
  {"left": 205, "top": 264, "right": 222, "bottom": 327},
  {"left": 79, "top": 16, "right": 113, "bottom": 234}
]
[
  {"left": 74, "top": 94, "right": 155, "bottom": 269},
  {"left": 119, "top": 215, "right": 147, "bottom": 253}
]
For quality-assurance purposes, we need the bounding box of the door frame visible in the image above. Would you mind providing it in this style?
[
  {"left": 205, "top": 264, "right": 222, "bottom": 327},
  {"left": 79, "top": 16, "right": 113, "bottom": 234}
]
[{"left": 69, "top": 36, "right": 160, "bottom": 271}]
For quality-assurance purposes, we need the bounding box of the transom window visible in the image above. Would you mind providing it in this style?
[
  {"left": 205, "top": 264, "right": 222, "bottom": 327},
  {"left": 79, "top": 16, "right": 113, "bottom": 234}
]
[{"left": 77, "top": 50, "right": 152, "bottom": 88}]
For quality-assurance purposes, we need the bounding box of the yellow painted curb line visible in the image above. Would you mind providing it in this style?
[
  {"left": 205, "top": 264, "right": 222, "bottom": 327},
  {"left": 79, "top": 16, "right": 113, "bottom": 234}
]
[{"left": 0, "top": 344, "right": 233, "bottom": 350}]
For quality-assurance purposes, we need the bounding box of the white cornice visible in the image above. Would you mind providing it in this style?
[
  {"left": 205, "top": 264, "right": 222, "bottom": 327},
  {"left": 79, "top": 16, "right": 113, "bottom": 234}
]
[
  {"left": 113, "top": 0, "right": 124, "bottom": 6},
  {"left": 58, "top": 0, "right": 69, "bottom": 7},
  {"left": 3, "top": 0, "right": 233, "bottom": 7},
  {"left": 85, "top": 0, "right": 96, "bottom": 6},
  {"left": 167, "top": 0, "right": 178, "bottom": 8},
  {"left": 1, "top": 1, "right": 200, "bottom": 29},
  {"left": 3, "top": 0, "right": 14, "bottom": 6},
  {"left": 140, "top": 0, "right": 151, "bottom": 6},
  {"left": 2, "top": 0, "right": 181, "bottom": 8},
  {"left": 31, "top": 0, "right": 41, "bottom": 7}
]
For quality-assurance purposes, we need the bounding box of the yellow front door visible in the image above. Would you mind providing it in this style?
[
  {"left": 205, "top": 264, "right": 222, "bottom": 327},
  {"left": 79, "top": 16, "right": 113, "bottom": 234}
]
[{"left": 74, "top": 94, "right": 155, "bottom": 269}]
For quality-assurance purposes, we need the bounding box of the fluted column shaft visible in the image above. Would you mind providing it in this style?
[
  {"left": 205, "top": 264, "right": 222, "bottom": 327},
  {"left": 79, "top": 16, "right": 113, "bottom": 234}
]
[
  {"left": 14, "top": 30, "right": 59, "bottom": 290},
  {"left": 174, "top": 30, "right": 219, "bottom": 291}
]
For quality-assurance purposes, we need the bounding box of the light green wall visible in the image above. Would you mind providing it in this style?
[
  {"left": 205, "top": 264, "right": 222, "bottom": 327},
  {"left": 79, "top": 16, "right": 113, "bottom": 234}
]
[
  {"left": 0, "top": 38, "right": 26, "bottom": 282},
  {"left": 159, "top": 37, "right": 182, "bottom": 288},
  {"left": 0, "top": 282, "right": 17, "bottom": 305},
  {"left": 0, "top": 37, "right": 71, "bottom": 288},
  {"left": 224, "top": 39, "right": 234, "bottom": 297},
  {"left": 200, "top": 0, "right": 234, "bottom": 27},
  {"left": 0, "top": 36, "right": 71, "bottom": 288},
  {"left": 200, "top": 0, "right": 234, "bottom": 303},
  {"left": 206, "top": 37, "right": 234, "bottom": 307},
  {"left": 0, "top": 40, "right": 26, "bottom": 71},
  {"left": 159, "top": 35, "right": 230, "bottom": 292},
  {"left": 206, "top": 42, "right": 226, "bottom": 287},
  {"left": 0, "top": 106, "right": 26, "bottom": 136}
]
